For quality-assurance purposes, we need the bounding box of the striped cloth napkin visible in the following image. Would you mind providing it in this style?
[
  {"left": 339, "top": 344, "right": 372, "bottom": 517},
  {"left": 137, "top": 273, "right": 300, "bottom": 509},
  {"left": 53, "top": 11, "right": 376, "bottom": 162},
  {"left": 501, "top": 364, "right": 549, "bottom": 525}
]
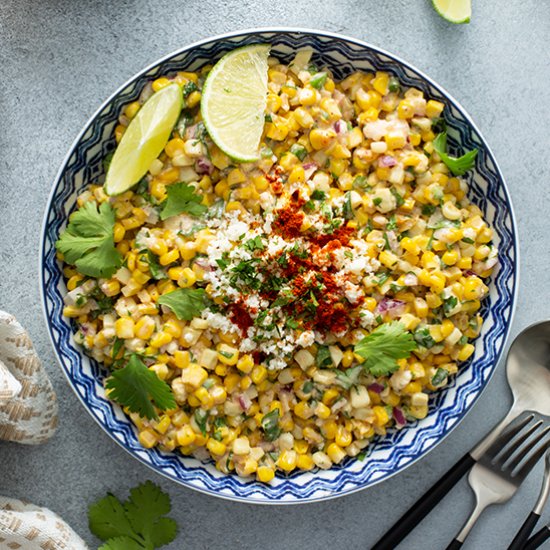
[{"left": 0, "top": 311, "right": 87, "bottom": 549}]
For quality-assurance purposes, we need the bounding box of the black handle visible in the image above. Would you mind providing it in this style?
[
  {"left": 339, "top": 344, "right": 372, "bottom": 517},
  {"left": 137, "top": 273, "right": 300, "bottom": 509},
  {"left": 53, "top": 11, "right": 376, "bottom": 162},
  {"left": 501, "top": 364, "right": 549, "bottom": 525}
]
[
  {"left": 371, "top": 453, "right": 475, "bottom": 550},
  {"left": 523, "top": 525, "right": 550, "bottom": 550},
  {"left": 445, "top": 539, "right": 463, "bottom": 550},
  {"left": 506, "top": 511, "right": 540, "bottom": 550}
]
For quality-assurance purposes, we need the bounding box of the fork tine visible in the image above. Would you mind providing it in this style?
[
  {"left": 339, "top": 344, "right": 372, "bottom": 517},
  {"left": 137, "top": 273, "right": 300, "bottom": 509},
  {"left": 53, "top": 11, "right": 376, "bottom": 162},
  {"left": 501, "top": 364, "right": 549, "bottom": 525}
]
[
  {"left": 485, "top": 414, "right": 535, "bottom": 461},
  {"left": 511, "top": 429, "right": 550, "bottom": 479},
  {"left": 495, "top": 419, "right": 543, "bottom": 465}
]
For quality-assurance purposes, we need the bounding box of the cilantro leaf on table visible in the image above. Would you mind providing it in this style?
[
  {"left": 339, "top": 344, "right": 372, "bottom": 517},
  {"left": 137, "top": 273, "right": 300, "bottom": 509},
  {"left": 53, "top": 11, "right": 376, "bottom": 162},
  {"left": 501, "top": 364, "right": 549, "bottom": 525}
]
[
  {"left": 56, "top": 201, "right": 122, "bottom": 278},
  {"left": 125, "top": 481, "right": 178, "bottom": 547},
  {"left": 99, "top": 537, "right": 146, "bottom": 550},
  {"left": 354, "top": 321, "right": 417, "bottom": 377},
  {"left": 105, "top": 354, "right": 175, "bottom": 420},
  {"left": 88, "top": 493, "right": 135, "bottom": 541},
  {"left": 160, "top": 182, "right": 207, "bottom": 220},
  {"left": 158, "top": 288, "right": 208, "bottom": 320},
  {"left": 433, "top": 132, "right": 478, "bottom": 176},
  {"left": 89, "top": 481, "right": 178, "bottom": 550}
]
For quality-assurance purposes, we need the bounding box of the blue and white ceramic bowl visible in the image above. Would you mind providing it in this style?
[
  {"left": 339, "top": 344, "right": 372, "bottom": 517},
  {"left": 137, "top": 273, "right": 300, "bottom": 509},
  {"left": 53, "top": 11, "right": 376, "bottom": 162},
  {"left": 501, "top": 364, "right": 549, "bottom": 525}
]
[{"left": 40, "top": 28, "right": 518, "bottom": 503}]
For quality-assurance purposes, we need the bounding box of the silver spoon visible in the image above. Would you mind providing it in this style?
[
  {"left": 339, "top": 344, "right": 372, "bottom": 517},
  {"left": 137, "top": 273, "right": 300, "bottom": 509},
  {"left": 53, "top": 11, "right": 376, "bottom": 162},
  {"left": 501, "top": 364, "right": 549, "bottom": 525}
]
[
  {"left": 372, "top": 320, "right": 550, "bottom": 550},
  {"left": 471, "top": 320, "right": 550, "bottom": 460}
]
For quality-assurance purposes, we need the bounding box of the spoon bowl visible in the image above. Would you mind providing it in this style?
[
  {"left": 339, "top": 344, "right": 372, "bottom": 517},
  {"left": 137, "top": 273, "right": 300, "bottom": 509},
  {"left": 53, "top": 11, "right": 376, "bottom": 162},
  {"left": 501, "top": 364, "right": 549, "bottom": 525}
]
[
  {"left": 473, "top": 320, "right": 550, "bottom": 460},
  {"left": 507, "top": 321, "right": 550, "bottom": 416}
]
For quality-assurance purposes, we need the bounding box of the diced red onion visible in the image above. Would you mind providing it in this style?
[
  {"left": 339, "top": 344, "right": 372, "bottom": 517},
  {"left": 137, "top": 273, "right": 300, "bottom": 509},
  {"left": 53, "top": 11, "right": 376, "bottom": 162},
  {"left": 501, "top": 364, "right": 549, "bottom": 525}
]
[
  {"left": 185, "top": 124, "right": 198, "bottom": 140},
  {"left": 368, "top": 382, "right": 385, "bottom": 394},
  {"left": 386, "top": 230, "right": 400, "bottom": 252},
  {"left": 482, "top": 257, "right": 498, "bottom": 270},
  {"left": 403, "top": 273, "right": 418, "bottom": 286},
  {"left": 376, "top": 298, "right": 406, "bottom": 317},
  {"left": 393, "top": 407, "right": 407, "bottom": 427},
  {"left": 334, "top": 120, "right": 347, "bottom": 134},
  {"left": 195, "top": 156, "right": 214, "bottom": 175},
  {"left": 237, "top": 394, "right": 252, "bottom": 412},
  {"left": 464, "top": 270, "right": 476, "bottom": 277},
  {"left": 379, "top": 155, "right": 397, "bottom": 168},
  {"left": 193, "top": 257, "right": 214, "bottom": 272},
  {"left": 333, "top": 89, "right": 345, "bottom": 103},
  {"left": 303, "top": 162, "right": 318, "bottom": 180},
  {"left": 139, "top": 82, "right": 154, "bottom": 104}
]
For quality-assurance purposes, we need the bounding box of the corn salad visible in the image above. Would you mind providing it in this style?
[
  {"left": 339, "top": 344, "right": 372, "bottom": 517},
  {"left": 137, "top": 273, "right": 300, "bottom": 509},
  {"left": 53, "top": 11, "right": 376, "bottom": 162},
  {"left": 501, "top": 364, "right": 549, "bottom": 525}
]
[{"left": 60, "top": 52, "right": 497, "bottom": 482}]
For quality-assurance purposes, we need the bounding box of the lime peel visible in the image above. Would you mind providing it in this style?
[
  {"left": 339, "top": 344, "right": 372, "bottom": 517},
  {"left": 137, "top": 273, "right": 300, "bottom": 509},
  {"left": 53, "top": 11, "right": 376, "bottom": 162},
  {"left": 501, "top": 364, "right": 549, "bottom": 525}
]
[
  {"left": 201, "top": 44, "right": 270, "bottom": 162},
  {"left": 104, "top": 83, "right": 183, "bottom": 196},
  {"left": 432, "top": 0, "right": 471, "bottom": 24}
]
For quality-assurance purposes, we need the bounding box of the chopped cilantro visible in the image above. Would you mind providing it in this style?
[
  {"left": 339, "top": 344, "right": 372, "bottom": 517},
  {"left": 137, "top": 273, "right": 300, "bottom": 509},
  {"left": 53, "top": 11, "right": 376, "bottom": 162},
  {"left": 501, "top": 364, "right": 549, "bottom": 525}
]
[
  {"left": 422, "top": 204, "right": 436, "bottom": 216},
  {"left": 160, "top": 182, "right": 207, "bottom": 220},
  {"left": 310, "top": 72, "right": 327, "bottom": 89},
  {"left": 388, "top": 76, "right": 400, "bottom": 93},
  {"left": 443, "top": 295, "right": 458, "bottom": 315},
  {"left": 391, "top": 188, "right": 405, "bottom": 207},
  {"left": 354, "top": 322, "right": 417, "bottom": 377},
  {"left": 387, "top": 215, "right": 398, "bottom": 231},
  {"left": 433, "top": 132, "right": 478, "bottom": 176},
  {"left": 431, "top": 368, "right": 448, "bottom": 386},
  {"left": 373, "top": 197, "right": 382, "bottom": 206},
  {"left": 194, "top": 409, "right": 208, "bottom": 436},
  {"left": 343, "top": 192, "right": 353, "bottom": 220},
  {"left": 146, "top": 251, "right": 168, "bottom": 280},
  {"left": 244, "top": 235, "right": 265, "bottom": 252},
  {"left": 335, "top": 366, "right": 363, "bottom": 390},
  {"left": 413, "top": 327, "right": 436, "bottom": 349},
  {"left": 316, "top": 346, "right": 333, "bottom": 368},
  {"left": 158, "top": 288, "right": 208, "bottom": 320},
  {"left": 261, "top": 409, "right": 281, "bottom": 441},
  {"left": 290, "top": 143, "right": 308, "bottom": 161},
  {"left": 311, "top": 189, "right": 327, "bottom": 201},
  {"left": 105, "top": 354, "right": 175, "bottom": 420},
  {"left": 353, "top": 175, "right": 370, "bottom": 190},
  {"left": 183, "top": 81, "right": 198, "bottom": 98},
  {"left": 56, "top": 201, "right": 122, "bottom": 278}
]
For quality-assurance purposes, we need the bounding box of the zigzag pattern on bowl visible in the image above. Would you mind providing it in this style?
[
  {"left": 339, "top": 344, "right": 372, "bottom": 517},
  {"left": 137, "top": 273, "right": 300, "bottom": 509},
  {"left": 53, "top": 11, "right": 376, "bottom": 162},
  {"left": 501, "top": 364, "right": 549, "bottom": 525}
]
[{"left": 41, "top": 30, "right": 517, "bottom": 502}]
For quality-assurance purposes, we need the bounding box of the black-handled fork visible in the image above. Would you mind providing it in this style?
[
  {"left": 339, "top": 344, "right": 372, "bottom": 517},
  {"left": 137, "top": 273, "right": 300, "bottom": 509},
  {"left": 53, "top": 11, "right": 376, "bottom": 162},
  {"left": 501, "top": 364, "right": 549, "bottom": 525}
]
[
  {"left": 507, "top": 452, "right": 550, "bottom": 550},
  {"left": 445, "top": 415, "right": 550, "bottom": 548}
]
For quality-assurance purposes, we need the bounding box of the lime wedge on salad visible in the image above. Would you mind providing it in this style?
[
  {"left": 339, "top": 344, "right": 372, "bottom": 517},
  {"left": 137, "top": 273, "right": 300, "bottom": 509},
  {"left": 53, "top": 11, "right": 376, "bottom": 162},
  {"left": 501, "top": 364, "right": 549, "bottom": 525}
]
[
  {"left": 104, "top": 83, "right": 183, "bottom": 196},
  {"left": 432, "top": 0, "right": 471, "bottom": 24},
  {"left": 201, "top": 44, "right": 270, "bottom": 162}
]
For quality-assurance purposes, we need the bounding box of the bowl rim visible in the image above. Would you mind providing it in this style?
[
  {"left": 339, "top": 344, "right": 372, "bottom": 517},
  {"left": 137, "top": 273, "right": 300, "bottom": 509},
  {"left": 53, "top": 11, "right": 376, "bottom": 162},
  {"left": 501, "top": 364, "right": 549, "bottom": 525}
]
[{"left": 39, "top": 26, "right": 519, "bottom": 504}]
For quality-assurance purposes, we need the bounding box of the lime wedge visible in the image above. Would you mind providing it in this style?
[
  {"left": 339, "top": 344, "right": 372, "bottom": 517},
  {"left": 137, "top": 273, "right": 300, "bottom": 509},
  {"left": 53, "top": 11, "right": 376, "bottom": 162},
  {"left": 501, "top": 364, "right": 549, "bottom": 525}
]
[
  {"left": 432, "top": 0, "right": 471, "bottom": 23},
  {"left": 104, "top": 83, "right": 183, "bottom": 196},
  {"left": 201, "top": 44, "right": 270, "bottom": 162}
]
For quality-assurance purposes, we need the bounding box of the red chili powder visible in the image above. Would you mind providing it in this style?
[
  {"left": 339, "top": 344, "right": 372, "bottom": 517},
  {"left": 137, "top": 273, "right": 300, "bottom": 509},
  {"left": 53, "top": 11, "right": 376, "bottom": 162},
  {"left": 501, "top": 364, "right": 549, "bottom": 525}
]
[
  {"left": 229, "top": 302, "right": 253, "bottom": 335},
  {"left": 272, "top": 193, "right": 305, "bottom": 239},
  {"left": 309, "top": 225, "right": 355, "bottom": 247}
]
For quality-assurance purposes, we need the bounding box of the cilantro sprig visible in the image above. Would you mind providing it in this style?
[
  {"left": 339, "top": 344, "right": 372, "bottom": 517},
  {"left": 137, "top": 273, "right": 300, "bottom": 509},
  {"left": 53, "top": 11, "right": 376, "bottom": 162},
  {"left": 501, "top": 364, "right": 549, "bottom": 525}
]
[
  {"left": 88, "top": 481, "right": 178, "bottom": 550},
  {"left": 56, "top": 201, "right": 122, "bottom": 278},
  {"left": 158, "top": 288, "right": 208, "bottom": 320},
  {"left": 433, "top": 132, "right": 478, "bottom": 176},
  {"left": 106, "top": 354, "right": 175, "bottom": 420},
  {"left": 160, "top": 182, "right": 207, "bottom": 220},
  {"left": 354, "top": 322, "right": 417, "bottom": 377}
]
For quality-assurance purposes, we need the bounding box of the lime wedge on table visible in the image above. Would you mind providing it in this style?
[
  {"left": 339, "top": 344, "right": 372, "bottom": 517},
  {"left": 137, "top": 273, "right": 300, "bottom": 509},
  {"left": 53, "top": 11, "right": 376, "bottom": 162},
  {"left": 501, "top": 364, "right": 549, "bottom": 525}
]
[
  {"left": 104, "top": 83, "right": 183, "bottom": 196},
  {"left": 201, "top": 44, "right": 270, "bottom": 162},
  {"left": 432, "top": 0, "right": 471, "bottom": 24}
]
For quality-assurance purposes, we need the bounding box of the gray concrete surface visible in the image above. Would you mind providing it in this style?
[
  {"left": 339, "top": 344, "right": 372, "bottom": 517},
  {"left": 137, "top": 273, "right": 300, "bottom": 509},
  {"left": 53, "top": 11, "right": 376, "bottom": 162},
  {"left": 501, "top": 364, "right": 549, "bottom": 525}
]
[{"left": 1, "top": 0, "right": 549, "bottom": 548}]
